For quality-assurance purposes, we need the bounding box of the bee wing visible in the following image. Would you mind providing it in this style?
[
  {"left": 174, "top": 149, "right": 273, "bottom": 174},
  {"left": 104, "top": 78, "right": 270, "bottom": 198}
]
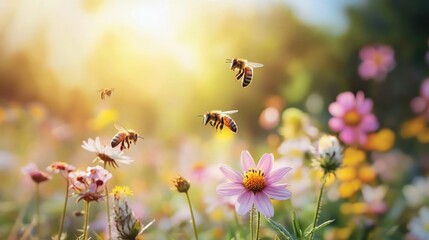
[
  {"left": 222, "top": 110, "right": 238, "bottom": 115},
  {"left": 114, "top": 123, "right": 130, "bottom": 134},
  {"left": 247, "top": 62, "right": 263, "bottom": 68}
]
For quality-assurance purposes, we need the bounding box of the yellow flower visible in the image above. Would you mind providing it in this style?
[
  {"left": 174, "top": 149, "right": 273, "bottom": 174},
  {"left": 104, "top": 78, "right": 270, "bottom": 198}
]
[
  {"left": 111, "top": 186, "right": 133, "bottom": 199},
  {"left": 400, "top": 116, "right": 425, "bottom": 139},
  {"left": 280, "top": 108, "right": 317, "bottom": 139},
  {"left": 364, "top": 128, "right": 395, "bottom": 152},
  {"left": 337, "top": 147, "right": 376, "bottom": 198}
]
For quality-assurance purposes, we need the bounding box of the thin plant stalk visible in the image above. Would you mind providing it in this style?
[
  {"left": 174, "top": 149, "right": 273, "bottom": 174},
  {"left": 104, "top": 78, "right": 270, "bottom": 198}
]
[
  {"left": 103, "top": 162, "right": 112, "bottom": 240},
  {"left": 36, "top": 183, "right": 41, "bottom": 240},
  {"left": 255, "top": 211, "right": 261, "bottom": 240},
  {"left": 310, "top": 174, "right": 327, "bottom": 240},
  {"left": 185, "top": 192, "right": 198, "bottom": 240},
  {"left": 233, "top": 209, "right": 242, "bottom": 239},
  {"left": 57, "top": 178, "right": 69, "bottom": 240},
  {"left": 250, "top": 205, "right": 255, "bottom": 240},
  {"left": 83, "top": 201, "right": 90, "bottom": 240}
]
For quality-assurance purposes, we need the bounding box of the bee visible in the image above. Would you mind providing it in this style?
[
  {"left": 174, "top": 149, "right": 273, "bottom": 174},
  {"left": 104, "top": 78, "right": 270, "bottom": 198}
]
[
  {"left": 200, "top": 110, "right": 238, "bottom": 133},
  {"left": 111, "top": 124, "right": 143, "bottom": 151},
  {"left": 226, "top": 58, "right": 263, "bottom": 87},
  {"left": 98, "top": 88, "right": 115, "bottom": 100}
]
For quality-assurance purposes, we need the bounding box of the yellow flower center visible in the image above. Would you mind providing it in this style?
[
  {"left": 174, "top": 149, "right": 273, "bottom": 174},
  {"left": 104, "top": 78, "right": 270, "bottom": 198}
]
[
  {"left": 343, "top": 110, "right": 362, "bottom": 127},
  {"left": 372, "top": 52, "right": 384, "bottom": 66},
  {"left": 243, "top": 168, "right": 266, "bottom": 193}
]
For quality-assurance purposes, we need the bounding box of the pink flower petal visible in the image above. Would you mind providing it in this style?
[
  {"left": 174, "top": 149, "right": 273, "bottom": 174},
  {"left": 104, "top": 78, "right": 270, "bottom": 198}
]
[
  {"left": 328, "top": 102, "right": 346, "bottom": 117},
  {"left": 236, "top": 191, "right": 254, "bottom": 216},
  {"left": 254, "top": 192, "right": 274, "bottom": 218},
  {"left": 336, "top": 92, "right": 356, "bottom": 109},
  {"left": 360, "top": 46, "right": 376, "bottom": 60},
  {"left": 359, "top": 61, "right": 377, "bottom": 80},
  {"left": 216, "top": 182, "right": 245, "bottom": 196},
  {"left": 421, "top": 79, "right": 429, "bottom": 99},
  {"left": 240, "top": 151, "right": 255, "bottom": 171},
  {"left": 329, "top": 118, "right": 344, "bottom": 132},
  {"left": 358, "top": 98, "right": 373, "bottom": 114},
  {"left": 339, "top": 127, "right": 358, "bottom": 145},
  {"left": 219, "top": 165, "right": 243, "bottom": 183},
  {"left": 266, "top": 167, "right": 292, "bottom": 185},
  {"left": 360, "top": 114, "right": 379, "bottom": 131},
  {"left": 257, "top": 153, "right": 273, "bottom": 174},
  {"left": 358, "top": 131, "right": 369, "bottom": 146},
  {"left": 411, "top": 97, "right": 426, "bottom": 114},
  {"left": 263, "top": 185, "right": 292, "bottom": 200}
]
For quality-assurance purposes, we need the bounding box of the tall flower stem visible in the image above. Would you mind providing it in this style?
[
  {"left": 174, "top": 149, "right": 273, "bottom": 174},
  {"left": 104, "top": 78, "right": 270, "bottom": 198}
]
[
  {"left": 58, "top": 178, "right": 70, "bottom": 240},
  {"left": 310, "top": 174, "right": 327, "bottom": 240},
  {"left": 250, "top": 205, "right": 255, "bottom": 240},
  {"left": 256, "top": 211, "right": 261, "bottom": 240},
  {"left": 104, "top": 162, "right": 112, "bottom": 240},
  {"left": 233, "top": 209, "right": 242, "bottom": 238},
  {"left": 83, "top": 201, "right": 90, "bottom": 240},
  {"left": 36, "top": 183, "right": 41, "bottom": 240},
  {"left": 185, "top": 192, "right": 198, "bottom": 240}
]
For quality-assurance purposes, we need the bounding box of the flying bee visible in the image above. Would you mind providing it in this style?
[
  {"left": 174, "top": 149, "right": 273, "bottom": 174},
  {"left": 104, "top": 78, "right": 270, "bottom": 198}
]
[
  {"left": 98, "top": 88, "right": 115, "bottom": 100},
  {"left": 200, "top": 110, "right": 238, "bottom": 133},
  {"left": 226, "top": 58, "right": 263, "bottom": 87},
  {"left": 111, "top": 123, "right": 144, "bottom": 151}
]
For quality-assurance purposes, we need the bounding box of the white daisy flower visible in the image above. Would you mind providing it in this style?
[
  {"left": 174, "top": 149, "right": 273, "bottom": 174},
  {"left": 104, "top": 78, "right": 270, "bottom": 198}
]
[{"left": 82, "top": 137, "right": 133, "bottom": 168}]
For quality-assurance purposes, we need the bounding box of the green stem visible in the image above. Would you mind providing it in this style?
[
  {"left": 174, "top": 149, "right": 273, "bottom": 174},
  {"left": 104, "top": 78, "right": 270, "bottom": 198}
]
[
  {"left": 233, "top": 209, "right": 241, "bottom": 239},
  {"left": 36, "top": 183, "right": 41, "bottom": 240},
  {"left": 256, "top": 211, "right": 261, "bottom": 240},
  {"left": 83, "top": 201, "right": 90, "bottom": 240},
  {"left": 185, "top": 192, "right": 198, "bottom": 240},
  {"left": 104, "top": 162, "right": 111, "bottom": 240},
  {"left": 310, "top": 174, "right": 327, "bottom": 240},
  {"left": 250, "top": 205, "right": 254, "bottom": 240},
  {"left": 58, "top": 178, "right": 69, "bottom": 240}
]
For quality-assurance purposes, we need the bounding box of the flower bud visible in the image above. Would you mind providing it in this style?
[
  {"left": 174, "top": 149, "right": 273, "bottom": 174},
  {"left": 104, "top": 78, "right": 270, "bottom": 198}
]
[
  {"left": 312, "top": 135, "right": 343, "bottom": 175},
  {"left": 172, "top": 176, "right": 191, "bottom": 193}
]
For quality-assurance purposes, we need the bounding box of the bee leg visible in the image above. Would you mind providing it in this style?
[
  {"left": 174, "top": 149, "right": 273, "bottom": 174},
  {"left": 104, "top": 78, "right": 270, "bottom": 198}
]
[
  {"left": 214, "top": 121, "right": 220, "bottom": 131},
  {"left": 236, "top": 69, "right": 244, "bottom": 80}
]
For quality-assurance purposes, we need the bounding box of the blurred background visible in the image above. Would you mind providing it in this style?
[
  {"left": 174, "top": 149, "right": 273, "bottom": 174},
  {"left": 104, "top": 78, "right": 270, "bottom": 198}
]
[{"left": 1, "top": 0, "right": 429, "bottom": 239}]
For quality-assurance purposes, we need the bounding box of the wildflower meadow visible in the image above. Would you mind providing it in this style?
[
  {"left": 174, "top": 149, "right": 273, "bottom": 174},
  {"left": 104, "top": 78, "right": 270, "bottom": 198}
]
[{"left": 1, "top": 0, "right": 429, "bottom": 239}]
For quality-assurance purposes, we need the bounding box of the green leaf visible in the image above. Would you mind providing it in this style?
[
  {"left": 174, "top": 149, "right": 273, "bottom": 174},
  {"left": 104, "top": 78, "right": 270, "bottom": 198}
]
[
  {"left": 303, "top": 219, "right": 335, "bottom": 237},
  {"left": 292, "top": 211, "right": 303, "bottom": 239},
  {"left": 266, "top": 217, "right": 294, "bottom": 240}
]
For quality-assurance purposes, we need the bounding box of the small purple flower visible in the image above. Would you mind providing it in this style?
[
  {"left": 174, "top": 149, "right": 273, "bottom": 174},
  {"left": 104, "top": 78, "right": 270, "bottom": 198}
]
[
  {"left": 216, "top": 151, "right": 292, "bottom": 218},
  {"left": 329, "top": 91, "right": 379, "bottom": 146},
  {"left": 69, "top": 165, "right": 112, "bottom": 202},
  {"left": 358, "top": 45, "right": 395, "bottom": 81},
  {"left": 411, "top": 78, "right": 429, "bottom": 120},
  {"left": 21, "top": 163, "right": 51, "bottom": 184}
]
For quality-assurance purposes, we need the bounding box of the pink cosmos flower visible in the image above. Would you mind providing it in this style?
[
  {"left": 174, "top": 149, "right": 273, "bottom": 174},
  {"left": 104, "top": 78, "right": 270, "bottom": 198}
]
[
  {"left": 358, "top": 45, "right": 395, "bottom": 81},
  {"left": 21, "top": 163, "right": 51, "bottom": 184},
  {"left": 47, "top": 161, "right": 76, "bottom": 179},
  {"left": 411, "top": 78, "right": 429, "bottom": 120},
  {"left": 329, "top": 91, "right": 379, "bottom": 146},
  {"left": 216, "top": 151, "right": 292, "bottom": 218},
  {"left": 69, "top": 165, "right": 112, "bottom": 202}
]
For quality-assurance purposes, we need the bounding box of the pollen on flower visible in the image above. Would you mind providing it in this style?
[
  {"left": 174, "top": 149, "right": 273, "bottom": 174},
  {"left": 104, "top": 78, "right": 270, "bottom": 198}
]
[{"left": 243, "top": 168, "right": 266, "bottom": 192}]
